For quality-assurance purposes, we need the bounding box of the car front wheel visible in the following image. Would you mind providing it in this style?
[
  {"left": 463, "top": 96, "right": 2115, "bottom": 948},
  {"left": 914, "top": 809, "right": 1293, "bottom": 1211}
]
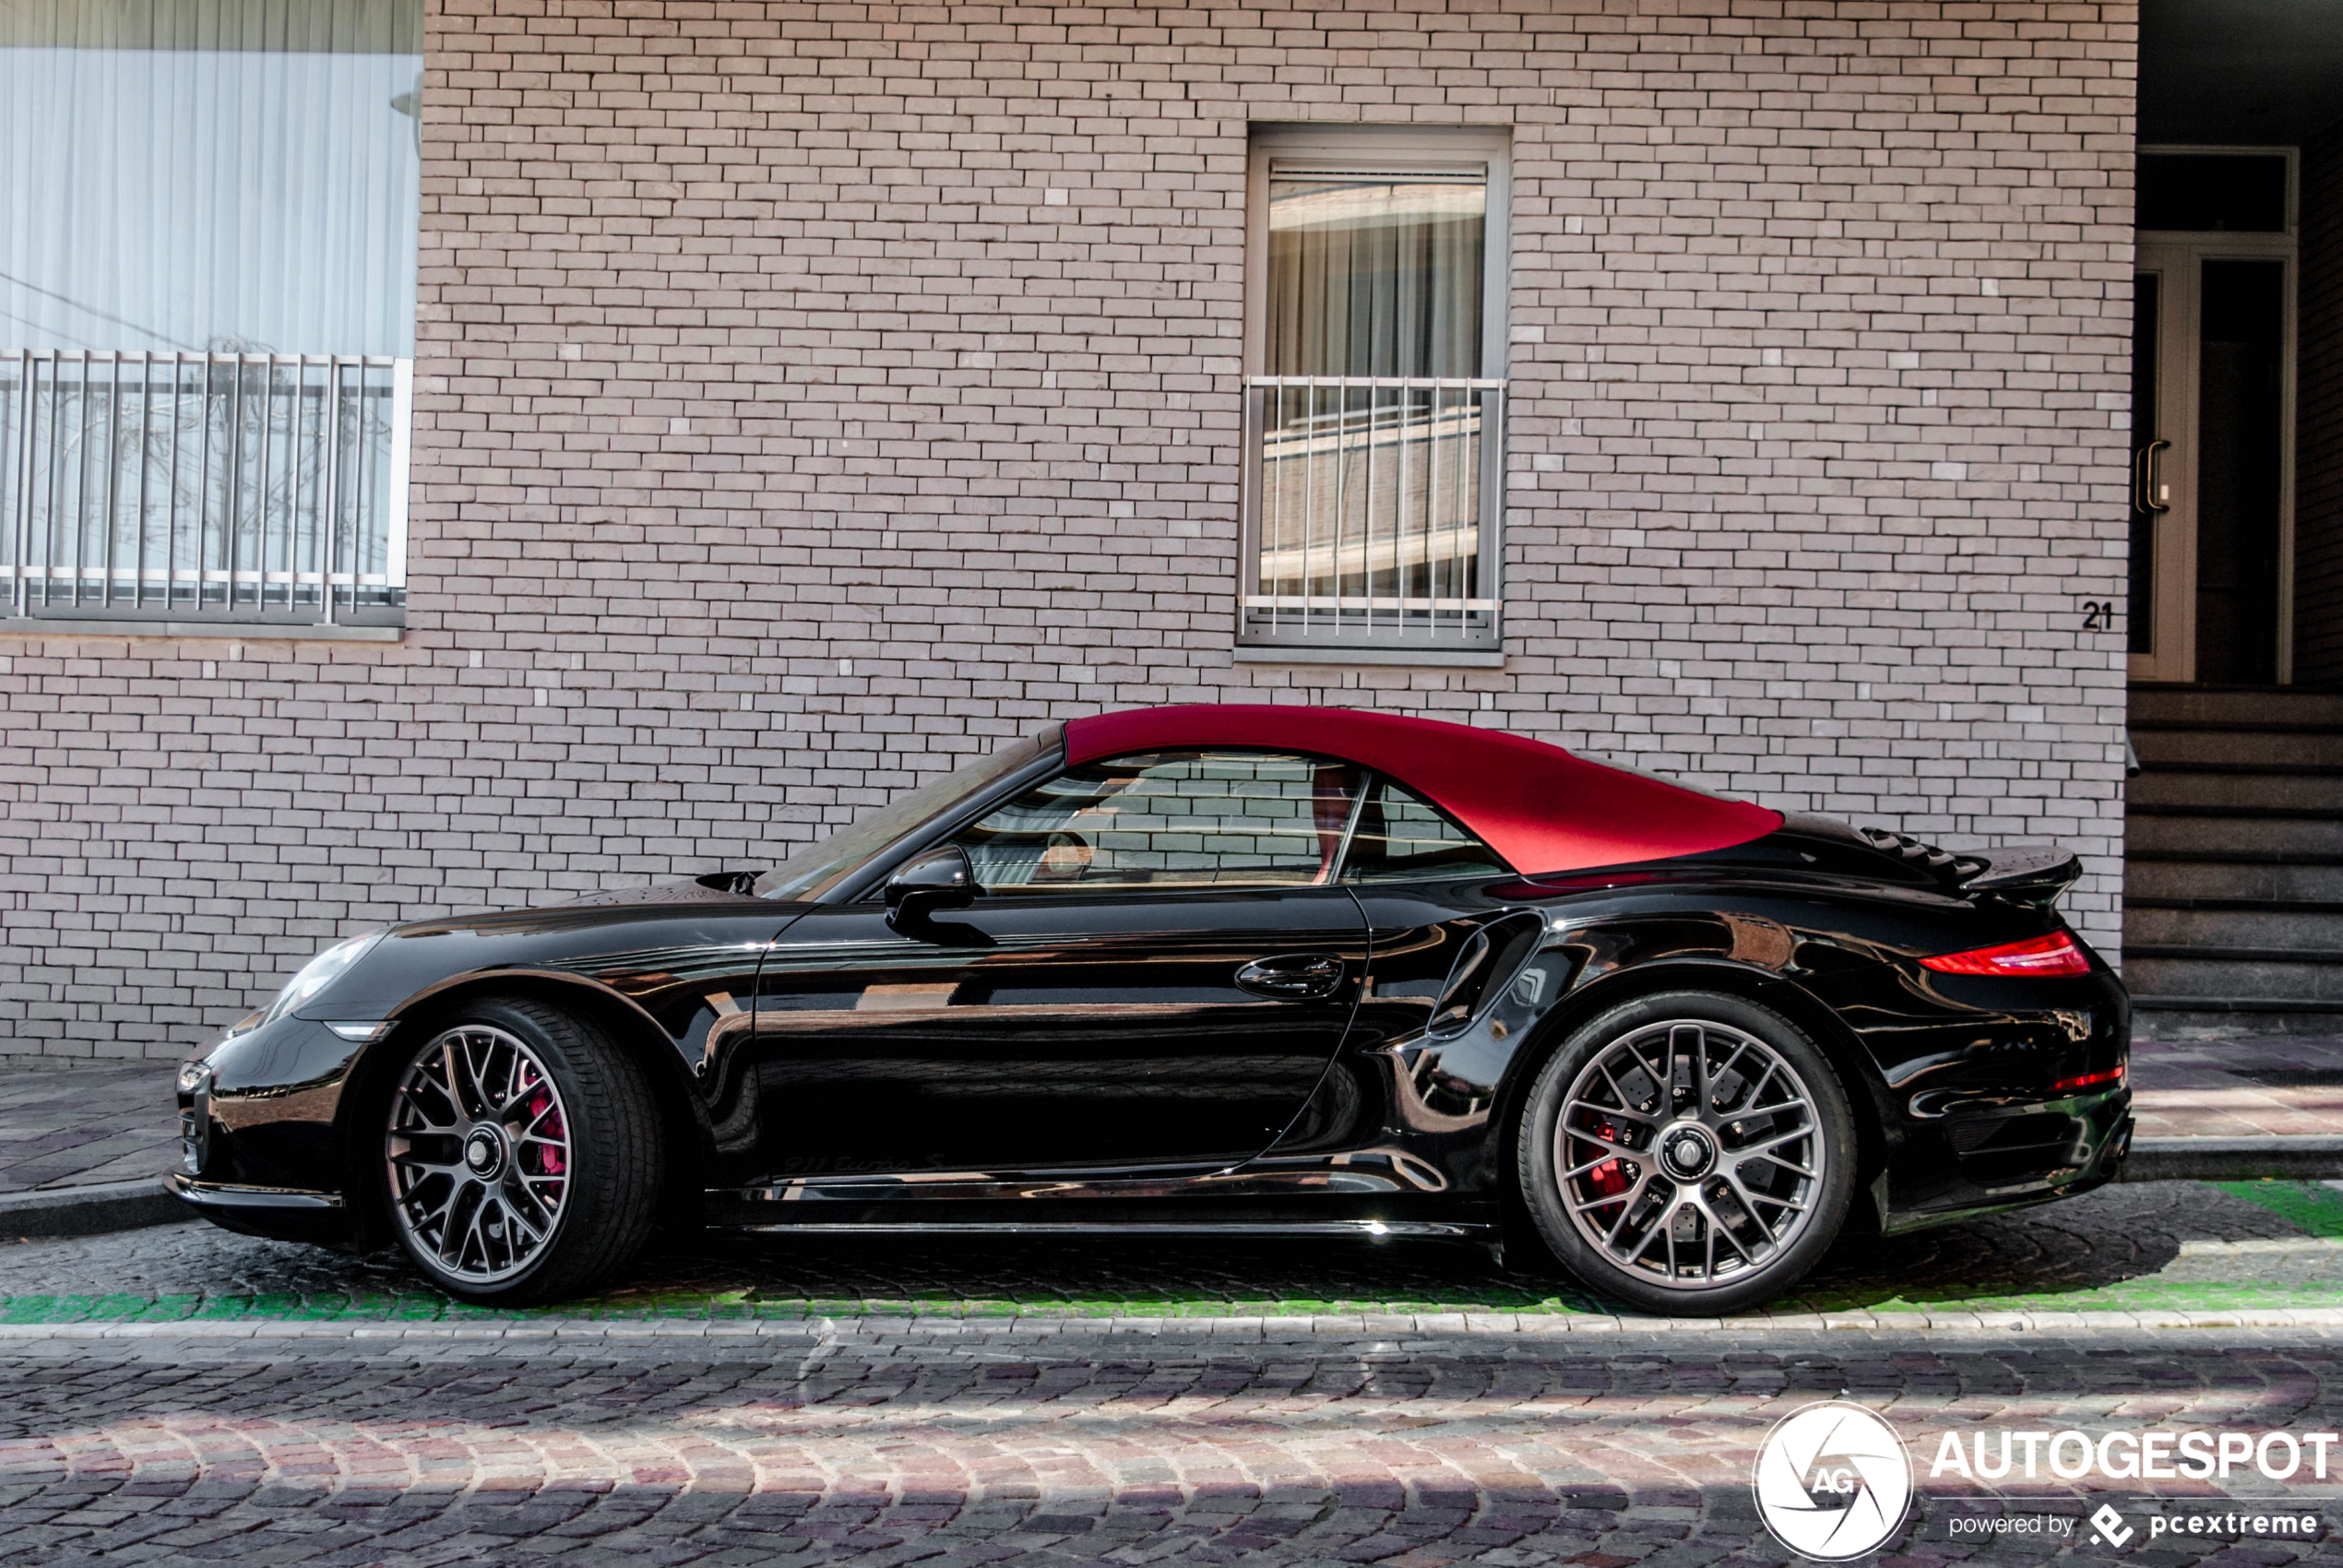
[
  {"left": 1517, "top": 991, "right": 1856, "bottom": 1315},
  {"left": 379, "top": 998, "right": 662, "bottom": 1305}
]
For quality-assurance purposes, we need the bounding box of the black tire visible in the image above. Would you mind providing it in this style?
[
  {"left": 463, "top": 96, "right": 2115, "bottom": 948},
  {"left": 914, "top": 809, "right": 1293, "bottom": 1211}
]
[
  {"left": 1516, "top": 990, "right": 1857, "bottom": 1316},
  {"left": 377, "top": 996, "right": 662, "bottom": 1306}
]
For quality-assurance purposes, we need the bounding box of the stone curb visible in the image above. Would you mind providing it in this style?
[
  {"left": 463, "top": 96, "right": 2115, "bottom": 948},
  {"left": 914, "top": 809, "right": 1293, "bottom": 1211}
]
[
  {"left": 0, "top": 1176, "right": 184, "bottom": 1241},
  {"left": 6, "top": 1306, "right": 2343, "bottom": 1345},
  {"left": 2124, "top": 1135, "right": 2343, "bottom": 1182}
]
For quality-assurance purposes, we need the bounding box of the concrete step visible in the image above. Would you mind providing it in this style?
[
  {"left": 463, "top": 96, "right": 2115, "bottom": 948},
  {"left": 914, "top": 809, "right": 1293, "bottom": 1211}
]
[
  {"left": 2127, "top": 857, "right": 2343, "bottom": 902},
  {"left": 2128, "top": 769, "right": 2343, "bottom": 811},
  {"left": 2142, "top": 760, "right": 2343, "bottom": 771},
  {"left": 2124, "top": 950, "right": 2343, "bottom": 1003},
  {"left": 2123, "top": 690, "right": 2343, "bottom": 1033},
  {"left": 2131, "top": 685, "right": 2343, "bottom": 728},
  {"left": 2132, "top": 725, "right": 2343, "bottom": 770},
  {"left": 2127, "top": 814, "right": 2343, "bottom": 857},
  {"left": 2124, "top": 904, "right": 2343, "bottom": 951}
]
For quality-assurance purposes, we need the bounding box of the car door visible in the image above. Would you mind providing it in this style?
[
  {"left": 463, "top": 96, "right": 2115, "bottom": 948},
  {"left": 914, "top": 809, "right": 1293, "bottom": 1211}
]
[
  {"left": 743, "top": 749, "right": 1370, "bottom": 1179},
  {"left": 1269, "top": 772, "right": 1540, "bottom": 1157}
]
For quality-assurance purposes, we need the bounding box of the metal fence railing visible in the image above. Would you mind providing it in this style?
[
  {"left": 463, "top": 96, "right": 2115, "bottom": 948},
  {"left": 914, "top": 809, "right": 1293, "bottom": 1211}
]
[
  {"left": 1, "top": 351, "right": 410, "bottom": 625},
  {"left": 1241, "top": 375, "right": 1504, "bottom": 651}
]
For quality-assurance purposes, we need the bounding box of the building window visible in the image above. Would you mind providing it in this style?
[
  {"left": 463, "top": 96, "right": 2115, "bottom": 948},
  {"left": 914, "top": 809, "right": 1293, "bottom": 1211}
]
[
  {"left": 1242, "top": 127, "right": 1511, "bottom": 655},
  {"left": 0, "top": 0, "right": 422, "bottom": 628}
]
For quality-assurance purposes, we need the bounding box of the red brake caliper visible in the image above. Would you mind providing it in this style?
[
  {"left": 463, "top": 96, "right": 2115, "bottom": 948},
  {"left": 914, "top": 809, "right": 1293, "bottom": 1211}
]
[
  {"left": 1584, "top": 1119, "right": 1631, "bottom": 1199},
  {"left": 528, "top": 1091, "right": 566, "bottom": 1179}
]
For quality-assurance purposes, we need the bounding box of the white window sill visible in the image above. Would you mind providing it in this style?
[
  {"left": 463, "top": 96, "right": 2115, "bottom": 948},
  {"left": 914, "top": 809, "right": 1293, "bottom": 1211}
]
[
  {"left": 1232, "top": 645, "right": 1506, "bottom": 670},
  {"left": 0, "top": 618, "right": 402, "bottom": 643}
]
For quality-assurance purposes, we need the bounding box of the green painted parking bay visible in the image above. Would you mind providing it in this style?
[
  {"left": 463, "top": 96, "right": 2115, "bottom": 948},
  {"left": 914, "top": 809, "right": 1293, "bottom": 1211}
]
[{"left": 0, "top": 1179, "right": 2336, "bottom": 1328}]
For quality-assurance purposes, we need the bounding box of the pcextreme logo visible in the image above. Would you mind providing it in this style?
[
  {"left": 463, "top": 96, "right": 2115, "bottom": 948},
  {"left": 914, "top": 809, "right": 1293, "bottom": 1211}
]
[{"left": 1752, "top": 1401, "right": 1915, "bottom": 1561}]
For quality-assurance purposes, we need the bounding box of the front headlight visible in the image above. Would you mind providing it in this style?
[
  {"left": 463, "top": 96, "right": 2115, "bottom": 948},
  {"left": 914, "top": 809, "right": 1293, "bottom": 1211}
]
[{"left": 259, "top": 931, "right": 386, "bottom": 1026}]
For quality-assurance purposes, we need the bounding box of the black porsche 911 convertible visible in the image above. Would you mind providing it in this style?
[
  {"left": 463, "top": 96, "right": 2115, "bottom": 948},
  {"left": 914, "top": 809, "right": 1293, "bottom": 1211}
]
[{"left": 170, "top": 704, "right": 2131, "bottom": 1313}]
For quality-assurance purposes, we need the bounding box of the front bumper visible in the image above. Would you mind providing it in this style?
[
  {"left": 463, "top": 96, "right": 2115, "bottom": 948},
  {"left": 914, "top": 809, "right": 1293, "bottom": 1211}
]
[
  {"left": 176, "top": 1015, "right": 361, "bottom": 1190},
  {"left": 164, "top": 1170, "right": 351, "bottom": 1244}
]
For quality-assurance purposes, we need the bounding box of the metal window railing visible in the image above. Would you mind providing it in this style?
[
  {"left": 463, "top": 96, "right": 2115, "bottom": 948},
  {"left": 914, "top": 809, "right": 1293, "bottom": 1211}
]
[
  {"left": 1, "top": 351, "right": 410, "bottom": 626},
  {"left": 1242, "top": 375, "right": 1505, "bottom": 650}
]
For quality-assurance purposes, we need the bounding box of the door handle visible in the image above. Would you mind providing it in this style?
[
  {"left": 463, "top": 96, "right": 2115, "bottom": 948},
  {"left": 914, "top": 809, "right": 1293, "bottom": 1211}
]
[
  {"left": 1235, "top": 954, "right": 1346, "bottom": 1002},
  {"left": 2134, "top": 437, "right": 2171, "bottom": 514}
]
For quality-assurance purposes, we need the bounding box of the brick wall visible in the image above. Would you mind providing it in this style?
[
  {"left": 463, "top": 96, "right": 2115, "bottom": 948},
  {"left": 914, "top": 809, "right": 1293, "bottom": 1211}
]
[{"left": 0, "top": 0, "right": 2138, "bottom": 1060}]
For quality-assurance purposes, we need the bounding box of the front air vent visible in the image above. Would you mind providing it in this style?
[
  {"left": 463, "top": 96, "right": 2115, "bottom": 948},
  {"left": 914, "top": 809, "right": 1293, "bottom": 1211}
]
[{"left": 1859, "top": 826, "right": 1988, "bottom": 884}]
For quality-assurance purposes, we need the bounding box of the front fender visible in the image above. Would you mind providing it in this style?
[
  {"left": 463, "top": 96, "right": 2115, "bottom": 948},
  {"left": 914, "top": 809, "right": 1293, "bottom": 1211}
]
[
  {"left": 291, "top": 892, "right": 787, "bottom": 1065},
  {"left": 328, "top": 968, "right": 757, "bottom": 1227}
]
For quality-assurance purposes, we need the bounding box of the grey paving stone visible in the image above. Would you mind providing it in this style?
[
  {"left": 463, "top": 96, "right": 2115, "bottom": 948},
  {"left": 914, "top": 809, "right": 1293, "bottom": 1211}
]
[
  {"left": 0, "top": 1061, "right": 179, "bottom": 1196},
  {"left": 29, "top": 1328, "right": 2343, "bottom": 1562}
]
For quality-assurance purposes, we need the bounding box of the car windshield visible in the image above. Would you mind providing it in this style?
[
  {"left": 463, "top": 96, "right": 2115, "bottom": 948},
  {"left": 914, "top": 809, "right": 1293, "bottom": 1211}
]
[{"left": 752, "top": 726, "right": 1063, "bottom": 902}]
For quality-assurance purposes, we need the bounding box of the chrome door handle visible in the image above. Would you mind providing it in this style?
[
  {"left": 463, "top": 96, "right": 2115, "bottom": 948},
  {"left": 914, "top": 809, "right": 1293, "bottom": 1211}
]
[
  {"left": 2134, "top": 438, "right": 2171, "bottom": 514},
  {"left": 1235, "top": 954, "right": 1346, "bottom": 1002}
]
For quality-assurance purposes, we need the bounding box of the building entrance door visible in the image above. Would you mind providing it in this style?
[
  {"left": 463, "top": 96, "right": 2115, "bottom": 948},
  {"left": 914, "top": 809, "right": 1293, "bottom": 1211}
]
[{"left": 2131, "top": 236, "right": 2297, "bottom": 684}]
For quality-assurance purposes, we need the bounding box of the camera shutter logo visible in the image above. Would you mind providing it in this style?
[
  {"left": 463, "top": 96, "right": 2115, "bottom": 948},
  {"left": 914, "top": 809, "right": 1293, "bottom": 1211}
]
[{"left": 1752, "top": 1401, "right": 1914, "bottom": 1560}]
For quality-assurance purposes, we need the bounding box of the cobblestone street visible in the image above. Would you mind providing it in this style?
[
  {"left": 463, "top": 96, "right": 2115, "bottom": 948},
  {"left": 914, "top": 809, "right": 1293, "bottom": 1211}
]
[
  {"left": 9, "top": 1316, "right": 2343, "bottom": 1565},
  {"left": 11, "top": 1183, "right": 2343, "bottom": 1562}
]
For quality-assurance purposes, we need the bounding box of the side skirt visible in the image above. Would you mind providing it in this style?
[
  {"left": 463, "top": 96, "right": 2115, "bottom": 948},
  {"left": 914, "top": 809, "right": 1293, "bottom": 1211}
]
[{"left": 732, "top": 1218, "right": 1488, "bottom": 1240}]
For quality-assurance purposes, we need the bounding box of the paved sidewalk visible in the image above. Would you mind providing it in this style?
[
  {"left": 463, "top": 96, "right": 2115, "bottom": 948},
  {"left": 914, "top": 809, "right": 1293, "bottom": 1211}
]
[
  {"left": 0, "top": 1061, "right": 178, "bottom": 1195},
  {"left": 1, "top": 1035, "right": 2341, "bottom": 1199},
  {"left": 2134, "top": 1035, "right": 2343, "bottom": 1138}
]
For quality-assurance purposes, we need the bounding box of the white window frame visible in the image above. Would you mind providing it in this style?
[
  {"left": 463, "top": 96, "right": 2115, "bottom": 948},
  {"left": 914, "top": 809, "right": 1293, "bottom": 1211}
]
[
  {"left": 3, "top": 351, "right": 411, "bottom": 631},
  {"left": 1239, "top": 125, "right": 1513, "bottom": 661}
]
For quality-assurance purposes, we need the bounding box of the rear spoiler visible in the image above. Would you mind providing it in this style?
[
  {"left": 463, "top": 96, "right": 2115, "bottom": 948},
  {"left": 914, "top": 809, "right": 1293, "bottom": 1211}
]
[
  {"left": 1959, "top": 844, "right": 2084, "bottom": 908},
  {"left": 1858, "top": 827, "right": 2080, "bottom": 908}
]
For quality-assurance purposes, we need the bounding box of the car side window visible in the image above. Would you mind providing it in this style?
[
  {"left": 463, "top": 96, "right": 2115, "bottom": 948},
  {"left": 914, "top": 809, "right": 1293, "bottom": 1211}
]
[
  {"left": 952, "top": 750, "right": 1362, "bottom": 892},
  {"left": 1339, "top": 776, "right": 1507, "bottom": 882}
]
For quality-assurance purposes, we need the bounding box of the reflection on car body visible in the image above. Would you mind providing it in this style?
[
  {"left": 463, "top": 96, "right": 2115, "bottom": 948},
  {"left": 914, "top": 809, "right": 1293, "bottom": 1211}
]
[{"left": 170, "top": 703, "right": 2131, "bottom": 1315}]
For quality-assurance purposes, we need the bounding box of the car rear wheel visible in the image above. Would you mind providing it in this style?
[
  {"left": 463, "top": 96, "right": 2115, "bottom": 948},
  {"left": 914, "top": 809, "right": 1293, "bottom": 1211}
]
[
  {"left": 380, "top": 998, "right": 661, "bottom": 1305},
  {"left": 1517, "top": 991, "right": 1856, "bottom": 1315}
]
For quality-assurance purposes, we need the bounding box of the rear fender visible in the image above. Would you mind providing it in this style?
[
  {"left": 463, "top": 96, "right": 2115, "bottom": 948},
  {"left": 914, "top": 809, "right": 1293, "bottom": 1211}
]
[{"left": 1487, "top": 955, "right": 1898, "bottom": 1212}]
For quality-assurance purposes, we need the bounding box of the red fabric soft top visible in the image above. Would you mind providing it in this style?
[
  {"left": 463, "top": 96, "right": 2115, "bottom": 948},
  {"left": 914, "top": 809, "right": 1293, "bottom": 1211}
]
[{"left": 1063, "top": 704, "right": 1781, "bottom": 877}]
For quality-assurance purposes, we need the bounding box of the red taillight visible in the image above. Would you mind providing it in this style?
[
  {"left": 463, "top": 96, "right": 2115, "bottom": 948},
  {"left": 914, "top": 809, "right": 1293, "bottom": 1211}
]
[
  {"left": 1918, "top": 930, "right": 2091, "bottom": 977},
  {"left": 2052, "top": 1066, "right": 2125, "bottom": 1094}
]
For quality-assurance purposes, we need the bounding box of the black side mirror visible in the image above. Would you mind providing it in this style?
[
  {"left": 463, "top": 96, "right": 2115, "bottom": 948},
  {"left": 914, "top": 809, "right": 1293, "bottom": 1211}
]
[{"left": 884, "top": 845, "right": 976, "bottom": 928}]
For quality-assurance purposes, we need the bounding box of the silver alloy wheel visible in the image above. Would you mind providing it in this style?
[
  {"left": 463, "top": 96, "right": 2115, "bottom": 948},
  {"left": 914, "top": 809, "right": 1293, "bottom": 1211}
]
[
  {"left": 385, "top": 1024, "right": 573, "bottom": 1284},
  {"left": 1554, "top": 1017, "right": 1825, "bottom": 1290}
]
